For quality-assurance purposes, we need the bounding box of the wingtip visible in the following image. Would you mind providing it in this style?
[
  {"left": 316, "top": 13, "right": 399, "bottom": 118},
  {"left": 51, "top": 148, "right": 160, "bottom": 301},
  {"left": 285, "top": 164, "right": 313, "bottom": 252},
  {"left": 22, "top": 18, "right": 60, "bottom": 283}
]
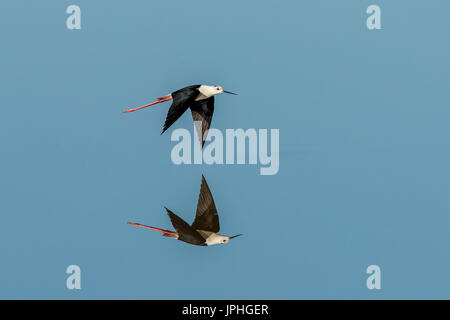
[{"left": 200, "top": 174, "right": 207, "bottom": 187}]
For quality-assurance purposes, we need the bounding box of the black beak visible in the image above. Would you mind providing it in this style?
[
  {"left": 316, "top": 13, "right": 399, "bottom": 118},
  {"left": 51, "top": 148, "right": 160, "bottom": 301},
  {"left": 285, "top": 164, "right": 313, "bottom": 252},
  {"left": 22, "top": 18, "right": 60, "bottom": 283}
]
[
  {"left": 223, "top": 90, "right": 237, "bottom": 95},
  {"left": 229, "top": 234, "right": 243, "bottom": 239}
]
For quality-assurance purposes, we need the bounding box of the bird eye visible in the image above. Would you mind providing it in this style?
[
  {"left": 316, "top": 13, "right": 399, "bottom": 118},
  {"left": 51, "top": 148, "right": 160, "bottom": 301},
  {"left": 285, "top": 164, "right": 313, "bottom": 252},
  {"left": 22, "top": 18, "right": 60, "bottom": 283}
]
[{"left": 217, "top": 88, "right": 220, "bottom": 90}]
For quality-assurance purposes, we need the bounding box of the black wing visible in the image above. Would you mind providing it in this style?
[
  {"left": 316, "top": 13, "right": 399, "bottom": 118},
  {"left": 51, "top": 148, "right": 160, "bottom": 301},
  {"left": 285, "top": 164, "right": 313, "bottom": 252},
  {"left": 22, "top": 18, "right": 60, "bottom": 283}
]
[
  {"left": 191, "top": 175, "right": 220, "bottom": 233},
  {"left": 165, "top": 207, "right": 206, "bottom": 246},
  {"left": 161, "top": 85, "right": 200, "bottom": 134},
  {"left": 190, "top": 97, "right": 214, "bottom": 148}
]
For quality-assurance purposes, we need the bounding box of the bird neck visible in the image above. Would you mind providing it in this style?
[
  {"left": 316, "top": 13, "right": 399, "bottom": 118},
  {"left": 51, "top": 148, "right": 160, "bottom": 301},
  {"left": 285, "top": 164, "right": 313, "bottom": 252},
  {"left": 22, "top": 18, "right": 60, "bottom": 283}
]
[
  {"left": 195, "top": 85, "right": 216, "bottom": 101},
  {"left": 203, "top": 232, "right": 225, "bottom": 246}
]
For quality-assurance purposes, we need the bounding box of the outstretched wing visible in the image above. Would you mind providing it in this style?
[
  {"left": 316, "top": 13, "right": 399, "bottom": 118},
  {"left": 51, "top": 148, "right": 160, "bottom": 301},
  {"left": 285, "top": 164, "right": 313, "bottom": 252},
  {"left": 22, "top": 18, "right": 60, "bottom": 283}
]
[
  {"left": 191, "top": 175, "right": 220, "bottom": 233},
  {"left": 165, "top": 207, "right": 206, "bottom": 246},
  {"left": 190, "top": 97, "right": 214, "bottom": 148},
  {"left": 161, "top": 85, "right": 200, "bottom": 134}
]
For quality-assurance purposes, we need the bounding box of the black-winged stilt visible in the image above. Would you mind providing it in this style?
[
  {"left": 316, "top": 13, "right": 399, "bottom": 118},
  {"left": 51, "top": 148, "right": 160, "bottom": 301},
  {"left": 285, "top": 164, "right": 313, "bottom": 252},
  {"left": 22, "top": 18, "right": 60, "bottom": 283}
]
[
  {"left": 128, "top": 175, "right": 242, "bottom": 246},
  {"left": 123, "top": 85, "right": 237, "bottom": 147}
]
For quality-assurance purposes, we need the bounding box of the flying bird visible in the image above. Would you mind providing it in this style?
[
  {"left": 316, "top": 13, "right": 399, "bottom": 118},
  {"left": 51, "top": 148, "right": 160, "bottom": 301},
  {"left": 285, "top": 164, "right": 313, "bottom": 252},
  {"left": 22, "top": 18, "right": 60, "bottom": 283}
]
[
  {"left": 123, "top": 85, "right": 237, "bottom": 147},
  {"left": 128, "top": 175, "right": 242, "bottom": 246}
]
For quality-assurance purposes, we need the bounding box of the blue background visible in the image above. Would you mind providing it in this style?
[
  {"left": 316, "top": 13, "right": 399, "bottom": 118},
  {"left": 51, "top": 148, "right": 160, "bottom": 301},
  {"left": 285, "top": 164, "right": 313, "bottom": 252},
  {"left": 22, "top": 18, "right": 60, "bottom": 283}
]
[{"left": 1, "top": 0, "right": 449, "bottom": 299}]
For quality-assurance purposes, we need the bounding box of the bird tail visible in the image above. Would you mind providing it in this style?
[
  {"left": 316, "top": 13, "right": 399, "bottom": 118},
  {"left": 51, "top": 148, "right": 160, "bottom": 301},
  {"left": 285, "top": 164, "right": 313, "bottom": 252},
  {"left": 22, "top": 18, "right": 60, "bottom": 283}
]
[
  {"left": 162, "top": 233, "right": 178, "bottom": 238},
  {"left": 122, "top": 95, "right": 173, "bottom": 113},
  {"left": 157, "top": 94, "right": 172, "bottom": 100},
  {"left": 127, "top": 222, "right": 178, "bottom": 238}
]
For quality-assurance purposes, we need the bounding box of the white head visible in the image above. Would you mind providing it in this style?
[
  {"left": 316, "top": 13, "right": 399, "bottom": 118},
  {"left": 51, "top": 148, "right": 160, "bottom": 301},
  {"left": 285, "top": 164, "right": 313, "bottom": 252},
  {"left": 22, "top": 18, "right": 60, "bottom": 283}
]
[
  {"left": 206, "top": 233, "right": 242, "bottom": 246},
  {"left": 218, "top": 235, "right": 230, "bottom": 245},
  {"left": 198, "top": 85, "right": 237, "bottom": 99},
  {"left": 206, "top": 234, "right": 229, "bottom": 246}
]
